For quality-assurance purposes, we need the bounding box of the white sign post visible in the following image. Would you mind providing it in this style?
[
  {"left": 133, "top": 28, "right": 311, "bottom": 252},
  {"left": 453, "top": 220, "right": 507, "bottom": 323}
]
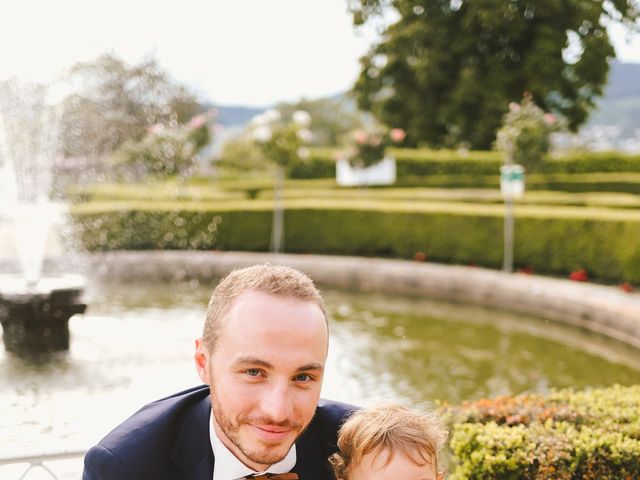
[{"left": 500, "top": 164, "right": 525, "bottom": 273}]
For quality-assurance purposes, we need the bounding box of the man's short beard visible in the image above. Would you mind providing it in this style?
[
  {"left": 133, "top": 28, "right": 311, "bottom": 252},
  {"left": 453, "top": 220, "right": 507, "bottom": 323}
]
[{"left": 210, "top": 387, "right": 309, "bottom": 467}]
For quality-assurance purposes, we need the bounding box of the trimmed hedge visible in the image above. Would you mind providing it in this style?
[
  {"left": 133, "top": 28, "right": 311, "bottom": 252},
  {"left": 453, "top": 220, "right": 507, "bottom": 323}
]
[
  {"left": 71, "top": 200, "right": 640, "bottom": 284},
  {"left": 443, "top": 385, "right": 640, "bottom": 479},
  {"left": 288, "top": 150, "right": 336, "bottom": 179},
  {"left": 290, "top": 148, "right": 640, "bottom": 187},
  {"left": 382, "top": 172, "right": 640, "bottom": 194}
]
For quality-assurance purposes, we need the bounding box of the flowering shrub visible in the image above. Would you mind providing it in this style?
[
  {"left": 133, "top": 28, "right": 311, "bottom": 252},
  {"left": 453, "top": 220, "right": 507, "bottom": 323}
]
[
  {"left": 495, "top": 93, "right": 560, "bottom": 172},
  {"left": 111, "top": 110, "right": 215, "bottom": 177},
  {"left": 249, "top": 109, "right": 313, "bottom": 253},
  {"left": 345, "top": 126, "right": 406, "bottom": 168},
  {"left": 251, "top": 109, "right": 313, "bottom": 168}
]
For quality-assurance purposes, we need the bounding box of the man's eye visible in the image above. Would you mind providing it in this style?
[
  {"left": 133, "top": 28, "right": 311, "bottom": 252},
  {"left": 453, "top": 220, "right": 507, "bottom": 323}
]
[
  {"left": 294, "top": 374, "right": 313, "bottom": 382},
  {"left": 246, "top": 369, "right": 262, "bottom": 377}
]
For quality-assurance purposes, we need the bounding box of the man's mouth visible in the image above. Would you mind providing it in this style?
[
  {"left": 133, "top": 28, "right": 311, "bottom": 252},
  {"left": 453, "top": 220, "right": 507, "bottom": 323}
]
[{"left": 249, "top": 424, "right": 294, "bottom": 443}]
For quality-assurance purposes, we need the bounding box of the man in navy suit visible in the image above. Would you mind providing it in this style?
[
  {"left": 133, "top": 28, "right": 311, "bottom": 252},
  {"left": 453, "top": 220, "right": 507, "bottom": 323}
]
[{"left": 83, "top": 264, "right": 355, "bottom": 480}]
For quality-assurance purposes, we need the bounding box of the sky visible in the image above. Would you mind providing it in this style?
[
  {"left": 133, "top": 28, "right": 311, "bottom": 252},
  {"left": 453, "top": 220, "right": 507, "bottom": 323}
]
[{"left": 0, "top": 0, "right": 639, "bottom": 107}]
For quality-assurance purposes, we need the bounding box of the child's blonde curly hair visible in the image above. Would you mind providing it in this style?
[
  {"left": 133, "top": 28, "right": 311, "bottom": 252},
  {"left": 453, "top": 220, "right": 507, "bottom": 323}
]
[{"left": 329, "top": 403, "right": 448, "bottom": 479}]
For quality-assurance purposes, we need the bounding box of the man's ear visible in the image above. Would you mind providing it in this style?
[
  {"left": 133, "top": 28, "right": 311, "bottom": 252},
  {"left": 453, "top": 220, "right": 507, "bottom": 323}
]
[{"left": 194, "top": 337, "right": 210, "bottom": 385}]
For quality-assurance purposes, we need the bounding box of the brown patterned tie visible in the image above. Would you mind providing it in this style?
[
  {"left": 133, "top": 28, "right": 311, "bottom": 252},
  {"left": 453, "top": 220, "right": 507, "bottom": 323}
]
[{"left": 245, "top": 474, "right": 298, "bottom": 480}]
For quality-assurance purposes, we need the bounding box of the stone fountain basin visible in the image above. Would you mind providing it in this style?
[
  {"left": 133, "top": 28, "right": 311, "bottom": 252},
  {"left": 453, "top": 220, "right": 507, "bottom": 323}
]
[
  {"left": 0, "top": 273, "right": 85, "bottom": 299},
  {"left": 0, "top": 274, "right": 87, "bottom": 354}
]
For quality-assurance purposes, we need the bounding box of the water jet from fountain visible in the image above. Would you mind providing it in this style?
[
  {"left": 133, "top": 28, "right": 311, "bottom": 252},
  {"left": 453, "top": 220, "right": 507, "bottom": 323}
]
[{"left": 0, "top": 79, "right": 86, "bottom": 356}]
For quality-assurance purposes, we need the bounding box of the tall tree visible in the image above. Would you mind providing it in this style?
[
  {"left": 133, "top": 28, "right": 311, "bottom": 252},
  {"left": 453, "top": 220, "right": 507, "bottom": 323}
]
[
  {"left": 350, "top": 0, "right": 639, "bottom": 149},
  {"left": 59, "top": 53, "right": 202, "bottom": 159}
]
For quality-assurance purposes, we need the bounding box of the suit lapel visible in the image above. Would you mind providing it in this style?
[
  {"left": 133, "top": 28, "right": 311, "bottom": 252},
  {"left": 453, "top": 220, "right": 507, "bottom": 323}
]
[
  {"left": 169, "top": 394, "right": 215, "bottom": 480},
  {"left": 291, "top": 418, "right": 333, "bottom": 480}
]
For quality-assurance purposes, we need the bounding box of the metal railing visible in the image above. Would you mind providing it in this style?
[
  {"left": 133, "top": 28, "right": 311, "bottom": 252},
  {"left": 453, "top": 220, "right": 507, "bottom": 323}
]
[{"left": 0, "top": 450, "right": 86, "bottom": 480}]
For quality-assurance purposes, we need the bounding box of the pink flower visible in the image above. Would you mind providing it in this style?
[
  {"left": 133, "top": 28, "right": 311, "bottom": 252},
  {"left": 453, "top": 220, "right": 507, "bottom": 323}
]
[
  {"left": 509, "top": 102, "right": 520, "bottom": 113},
  {"left": 390, "top": 128, "right": 406, "bottom": 142},
  {"left": 353, "top": 130, "right": 368, "bottom": 144},
  {"left": 148, "top": 123, "right": 165, "bottom": 135},
  {"left": 543, "top": 113, "right": 556, "bottom": 125},
  {"left": 187, "top": 114, "right": 208, "bottom": 129}
]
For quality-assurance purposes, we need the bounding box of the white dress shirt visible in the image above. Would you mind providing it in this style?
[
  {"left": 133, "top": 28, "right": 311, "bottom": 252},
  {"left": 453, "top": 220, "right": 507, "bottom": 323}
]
[{"left": 209, "top": 412, "right": 297, "bottom": 480}]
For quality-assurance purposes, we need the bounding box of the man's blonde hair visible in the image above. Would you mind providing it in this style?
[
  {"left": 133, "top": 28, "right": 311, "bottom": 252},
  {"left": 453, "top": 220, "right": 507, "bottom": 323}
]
[
  {"left": 203, "top": 264, "right": 326, "bottom": 352},
  {"left": 329, "top": 403, "right": 448, "bottom": 479}
]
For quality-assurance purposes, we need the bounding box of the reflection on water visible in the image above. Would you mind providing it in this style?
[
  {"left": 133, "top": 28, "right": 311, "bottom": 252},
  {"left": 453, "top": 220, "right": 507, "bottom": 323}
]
[
  {"left": 325, "top": 291, "right": 640, "bottom": 407},
  {"left": 2, "top": 279, "right": 640, "bottom": 473}
]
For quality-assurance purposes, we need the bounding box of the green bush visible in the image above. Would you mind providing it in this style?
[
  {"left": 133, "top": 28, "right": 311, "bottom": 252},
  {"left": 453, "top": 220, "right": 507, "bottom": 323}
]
[
  {"left": 288, "top": 154, "right": 336, "bottom": 179},
  {"left": 444, "top": 385, "right": 640, "bottom": 479},
  {"left": 71, "top": 200, "right": 640, "bottom": 283}
]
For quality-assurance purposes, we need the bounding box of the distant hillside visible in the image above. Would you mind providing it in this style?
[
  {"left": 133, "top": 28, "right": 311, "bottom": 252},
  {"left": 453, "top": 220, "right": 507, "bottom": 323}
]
[
  {"left": 207, "top": 62, "right": 640, "bottom": 152},
  {"left": 212, "top": 104, "right": 264, "bottom": 127},
  {"left": 602, "top": 61, "right": 640, "bottom": 99},
  {"left": 580, "top": 61, "right": 640, "bottom": 151}
]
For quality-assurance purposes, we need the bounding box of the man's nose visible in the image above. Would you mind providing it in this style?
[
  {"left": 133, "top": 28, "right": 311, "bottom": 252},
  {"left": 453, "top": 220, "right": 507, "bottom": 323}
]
[{"left": 260, "top": 381, "right": 293, "bottom": 423}]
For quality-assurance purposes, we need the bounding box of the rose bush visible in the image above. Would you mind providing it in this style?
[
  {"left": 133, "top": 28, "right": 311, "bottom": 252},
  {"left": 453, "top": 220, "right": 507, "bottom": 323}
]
[
  {"left": 496, "top": 94, "right": 561, "bottom": 172},
  {"left": 111, "top": 109, "right": 215, "bottom": 178},
  {"left": 344, "top": 126, "right": 406, "bottom": 168}
]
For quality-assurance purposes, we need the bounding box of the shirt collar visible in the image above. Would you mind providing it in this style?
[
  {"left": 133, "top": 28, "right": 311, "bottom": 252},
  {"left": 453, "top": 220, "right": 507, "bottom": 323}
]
[{"left": 210, "top": 411, "right": 297, "bottom": 480}]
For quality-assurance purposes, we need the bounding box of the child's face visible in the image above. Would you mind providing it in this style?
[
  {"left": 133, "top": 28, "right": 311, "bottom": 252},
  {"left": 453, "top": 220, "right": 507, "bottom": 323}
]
[{"left": 348, "top": 449, "right": 438, "bottom": 480}]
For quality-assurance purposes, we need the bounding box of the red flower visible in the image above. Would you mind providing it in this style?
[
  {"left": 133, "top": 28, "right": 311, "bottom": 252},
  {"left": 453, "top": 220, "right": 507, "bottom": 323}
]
[
  {"left": 414, "top": 252, "right": 427, "bottom": 262},
  {"left": 620, "top": 282, "right": 634, "bottom": 293},
  {"left": 569, "top": 269, "right": 588, "bottom": 282},
  {"left": 517, "top": 266, "right": 534, "bottom": 275}
]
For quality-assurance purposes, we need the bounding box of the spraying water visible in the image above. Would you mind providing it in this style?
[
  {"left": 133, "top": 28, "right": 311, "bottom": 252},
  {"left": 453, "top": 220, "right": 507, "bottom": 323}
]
[{"left": 0, "top": 79, "right": 64, "bottom": 288}]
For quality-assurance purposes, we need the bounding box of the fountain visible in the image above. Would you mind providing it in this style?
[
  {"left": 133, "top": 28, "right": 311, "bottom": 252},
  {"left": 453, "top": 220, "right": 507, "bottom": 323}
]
[{"left": 0, "top": 80, "right": 86, "bottom": 356}]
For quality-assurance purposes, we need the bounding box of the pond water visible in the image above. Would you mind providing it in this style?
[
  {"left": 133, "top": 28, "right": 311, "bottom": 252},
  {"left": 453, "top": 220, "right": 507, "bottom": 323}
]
[{"left": 2, "top": 278, "right": 640, "bottom": 477}]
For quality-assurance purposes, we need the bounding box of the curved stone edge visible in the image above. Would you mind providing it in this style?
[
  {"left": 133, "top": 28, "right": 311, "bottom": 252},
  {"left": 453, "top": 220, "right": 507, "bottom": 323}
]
[{"left": 80, "top": 250, "right": 640, "bottom": 349}]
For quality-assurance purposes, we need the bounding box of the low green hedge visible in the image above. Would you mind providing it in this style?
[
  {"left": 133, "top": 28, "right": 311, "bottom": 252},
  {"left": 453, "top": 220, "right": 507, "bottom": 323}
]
[
  {"left": 443, "top": 385, "right": 640, "bottom": 479},
  {"left": 288, "top": 150, "right": 336, "bottom": 179},
  {"left": 71, "top": 200, "right": 640, "bottom": 284},
  {"left": 290, "top": 148, "right": 640, "bottom": 184},
  {"left": 290, "top": 158, "right": 640, "bottom": 195},
  {"left": 395, "top": 173, "right": 640, "bottom": 194},
  {"left": 540, "top": 151, "right": 640, "bottom": 174}
]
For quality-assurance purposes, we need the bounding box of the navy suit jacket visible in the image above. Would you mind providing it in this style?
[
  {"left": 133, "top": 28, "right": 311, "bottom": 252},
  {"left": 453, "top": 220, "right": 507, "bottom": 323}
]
[{"left": 83, "top": 385, "right": 355, "bottom": 480}]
